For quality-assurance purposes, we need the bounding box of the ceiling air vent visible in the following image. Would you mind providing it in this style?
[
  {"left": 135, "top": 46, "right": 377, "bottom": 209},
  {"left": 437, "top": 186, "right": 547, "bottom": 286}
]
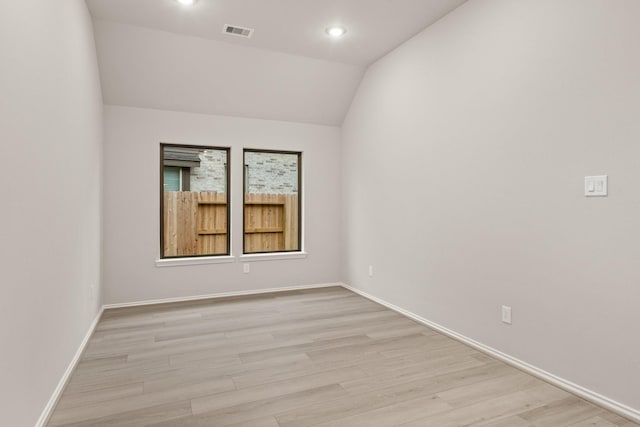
[{"left": 223, "top": 24, "right": 254, "bottom": 38}]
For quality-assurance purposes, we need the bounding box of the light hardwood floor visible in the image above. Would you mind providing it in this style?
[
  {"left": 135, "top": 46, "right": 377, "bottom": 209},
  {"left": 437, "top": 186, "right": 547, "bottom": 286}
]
[{"left": 47, "top": 287, "right": 638, "bottom": 427}]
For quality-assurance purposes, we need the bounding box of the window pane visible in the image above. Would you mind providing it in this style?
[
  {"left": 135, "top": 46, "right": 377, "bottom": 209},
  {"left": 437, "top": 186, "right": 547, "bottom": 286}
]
[
  {"left": 163, "top": 167, "right": 180, "bottom": 191},
  {"left": 244, "top": 150, "right": 301, "bottom": 254},
  {"left": 161, "top": 145, "right": 229, "bottom": 258}
]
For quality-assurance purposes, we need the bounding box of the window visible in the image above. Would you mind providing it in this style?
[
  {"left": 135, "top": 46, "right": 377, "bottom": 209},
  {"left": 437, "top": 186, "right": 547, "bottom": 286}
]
[
  {"left": 243, "top": 149, "right": 301, "bottom": 254},
  {"left": 160, "top": 144, "right": 230, "bottom": 258},
  {"left": 163, "top": 166, "right": 191, "bottom": 191}
]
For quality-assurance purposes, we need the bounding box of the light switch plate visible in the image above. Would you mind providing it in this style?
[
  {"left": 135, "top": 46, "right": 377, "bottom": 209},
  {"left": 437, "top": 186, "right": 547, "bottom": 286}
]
[{"left": 584, "top": 175, "right": 607, "bottom": 197}]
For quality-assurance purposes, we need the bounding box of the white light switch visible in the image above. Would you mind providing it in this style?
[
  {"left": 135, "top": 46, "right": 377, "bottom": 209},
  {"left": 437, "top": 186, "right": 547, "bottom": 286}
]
[{"left": 584, "top": 175, "right": 607, "bottom": 197}]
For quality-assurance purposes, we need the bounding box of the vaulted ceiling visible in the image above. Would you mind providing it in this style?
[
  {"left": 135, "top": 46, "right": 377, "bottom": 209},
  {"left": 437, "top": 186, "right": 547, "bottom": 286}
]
[{"left": 87, "top": 0, "right": 467, "bottom": 125}]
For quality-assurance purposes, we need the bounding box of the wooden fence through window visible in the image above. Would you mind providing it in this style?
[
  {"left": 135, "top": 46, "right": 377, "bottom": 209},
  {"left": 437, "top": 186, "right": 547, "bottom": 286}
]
[
  {"left": 163, "top": 192, "right": 298, "bottom": 257},
  {"left": 163, "top": 192, "right": 227, "bottom": 257},
  {"left": 244, "top": 193, "right": 298, "bottom": 254}
]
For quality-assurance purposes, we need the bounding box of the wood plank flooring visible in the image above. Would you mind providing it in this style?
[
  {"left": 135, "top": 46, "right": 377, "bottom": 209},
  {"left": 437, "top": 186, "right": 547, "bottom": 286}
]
[{"left": 47, "top": 287, "right": 638, "bottom": 427}]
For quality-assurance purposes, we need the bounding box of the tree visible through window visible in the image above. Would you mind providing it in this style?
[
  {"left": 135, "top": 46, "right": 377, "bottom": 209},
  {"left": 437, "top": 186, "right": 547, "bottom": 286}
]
[
  {"left": 243, "top": 149, "right": 301, "bottom": 254},
  {"left": 160, "top": 144, "right": 230, "bottom": 258}
]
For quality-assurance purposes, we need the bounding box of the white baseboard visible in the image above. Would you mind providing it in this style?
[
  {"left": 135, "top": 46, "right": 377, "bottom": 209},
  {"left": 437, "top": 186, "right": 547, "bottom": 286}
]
[
  {"left": 340, "top": 283, "right": 640, "bottom": 424},
  {"left": 35, "top": 306, "right": 104, "bottom": 427},
  {"left": 103, "top": 282, "right": 342, "bottom": 310}
]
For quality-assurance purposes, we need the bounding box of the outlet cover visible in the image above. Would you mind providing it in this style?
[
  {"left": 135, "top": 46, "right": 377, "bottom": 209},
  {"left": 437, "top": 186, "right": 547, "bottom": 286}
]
[{"left": 501, "top": 305, "right": 512, "bottom": 325}]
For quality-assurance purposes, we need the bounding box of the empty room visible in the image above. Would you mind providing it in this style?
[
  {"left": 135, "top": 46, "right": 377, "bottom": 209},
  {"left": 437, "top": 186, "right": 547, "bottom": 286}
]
[{"left": 2, "top": 0, "right": 639, "bottom": 426}]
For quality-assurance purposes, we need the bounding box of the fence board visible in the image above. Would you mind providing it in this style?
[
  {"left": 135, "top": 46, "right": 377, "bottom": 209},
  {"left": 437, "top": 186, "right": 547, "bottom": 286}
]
[{"left": 284, "top": 194, "right": 298, "bottom": 251}]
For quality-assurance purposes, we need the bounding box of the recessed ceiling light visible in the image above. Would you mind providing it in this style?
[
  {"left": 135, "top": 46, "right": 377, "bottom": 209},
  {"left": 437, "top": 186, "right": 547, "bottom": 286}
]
[
  {"left": 177, "top": 0, "right": 195, "bottom": 5},
  {"left": 326, "top": 26, "right": 347, "bottom": 38}
]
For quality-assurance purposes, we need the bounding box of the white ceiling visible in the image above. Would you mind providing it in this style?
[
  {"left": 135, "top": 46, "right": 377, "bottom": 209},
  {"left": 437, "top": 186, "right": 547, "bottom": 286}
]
[
  {"left": 93, "top": 20, "right": 365, "bottom": 125},
  {"left": 87, "top": 0, "right": 467, "bottom": 125},
  {"left": 87, "top": 0, "right": 467, "bottom": 66}
]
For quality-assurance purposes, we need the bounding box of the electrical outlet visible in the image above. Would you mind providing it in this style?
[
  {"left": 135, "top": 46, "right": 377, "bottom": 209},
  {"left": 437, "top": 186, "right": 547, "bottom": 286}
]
[
  {"left": 243, "top": 263, "right": 250, "bottom": 274},
  {"left": 501, "top": 305, "right": 512, "bottom": 325},
  {"left": 368, "top": 265, "right": 374, "bottom": 277}
]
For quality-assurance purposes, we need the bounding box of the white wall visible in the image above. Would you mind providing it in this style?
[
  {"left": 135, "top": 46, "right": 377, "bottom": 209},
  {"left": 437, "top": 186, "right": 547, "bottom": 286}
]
[
  {"left": 0, "top": 1, "right": 103, "bottom": 425},
  {"left": 342, "top": 0, "right": 640, "bottom": 413},
  {"left": 103, "top": 106, "right": 342, "bottom": 304}
]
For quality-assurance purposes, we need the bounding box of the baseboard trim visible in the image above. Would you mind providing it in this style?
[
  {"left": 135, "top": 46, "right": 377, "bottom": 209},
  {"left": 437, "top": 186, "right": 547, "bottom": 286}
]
[
  {"left": 35, "top": 306, "right": 104, "bottom": 427},
  {"left": 102, "top": 282, "right": 343, "bottom": 310},
  {"left": 340, "top": 283, "right": 640, "bottom": 424}
]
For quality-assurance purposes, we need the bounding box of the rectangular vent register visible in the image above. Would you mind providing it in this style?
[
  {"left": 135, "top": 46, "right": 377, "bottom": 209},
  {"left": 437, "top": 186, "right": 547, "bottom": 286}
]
[{"left": 223, "top": 24, "right": 254, "bottom": 38}]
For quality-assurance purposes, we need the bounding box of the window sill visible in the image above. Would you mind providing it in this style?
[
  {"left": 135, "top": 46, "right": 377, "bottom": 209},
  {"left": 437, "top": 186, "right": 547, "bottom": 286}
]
[
  {"left": 239, "top": 252, "right": 307, "bottom": 262},
  {"left": 155, "top": 255, "right": 236, "bottom": 268}
]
